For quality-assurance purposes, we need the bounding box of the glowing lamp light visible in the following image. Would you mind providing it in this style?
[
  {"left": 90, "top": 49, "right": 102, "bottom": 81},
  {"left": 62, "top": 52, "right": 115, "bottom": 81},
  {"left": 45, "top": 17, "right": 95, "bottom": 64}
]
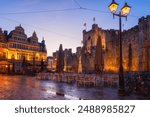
[
  {"left": 121, "top": 2, "right": 131, "bottom": 16},
  {"left": 108, "top": 0, "right": 119, "bottom": 14}
]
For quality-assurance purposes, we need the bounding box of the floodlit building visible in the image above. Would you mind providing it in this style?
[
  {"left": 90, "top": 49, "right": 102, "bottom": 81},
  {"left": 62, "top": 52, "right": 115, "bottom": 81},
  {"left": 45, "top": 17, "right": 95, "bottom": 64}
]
[
  {"left": 47, "top": 56, "right": 53, "bottom": 71},
  {"left": 0, "top": 25, "right": 47, "bottom": 74},
  {"left": 53, "top": 48, "right": 78, "bottom": 72},
  {"left": 81, "top": 16, "right": 150, "bottom": 73},
  {"left": 52, "top": 16, "right": 150, "bottom": 73}
]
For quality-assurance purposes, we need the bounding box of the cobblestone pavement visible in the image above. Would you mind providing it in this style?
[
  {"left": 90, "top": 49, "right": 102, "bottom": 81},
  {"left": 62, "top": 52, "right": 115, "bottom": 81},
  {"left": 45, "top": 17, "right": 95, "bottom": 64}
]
[{"left": 0, "top": 75, "right": 149, "bottom": 100}]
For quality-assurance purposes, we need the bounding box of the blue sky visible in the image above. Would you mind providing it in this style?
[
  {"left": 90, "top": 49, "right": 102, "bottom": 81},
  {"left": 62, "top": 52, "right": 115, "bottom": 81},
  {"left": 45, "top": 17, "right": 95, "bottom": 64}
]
[{"left": 0, "top": 0, "right": 149, "bottom": 56}]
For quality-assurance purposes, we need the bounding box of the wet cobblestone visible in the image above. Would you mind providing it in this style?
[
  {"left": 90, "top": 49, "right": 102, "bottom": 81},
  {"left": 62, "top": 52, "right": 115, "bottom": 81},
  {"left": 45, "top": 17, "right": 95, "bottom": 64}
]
[{"left": 0, "top": 75, "right": 149, "bottom": 100}]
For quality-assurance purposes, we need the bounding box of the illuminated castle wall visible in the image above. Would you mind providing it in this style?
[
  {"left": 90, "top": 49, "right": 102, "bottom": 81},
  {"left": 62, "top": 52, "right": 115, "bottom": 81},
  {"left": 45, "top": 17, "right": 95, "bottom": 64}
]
[
  {"left": 0, "top": 25, "right": 47, "bottom": 73},
  {"left": 53, "top": 48, "right": 78, "bottom": 72},
  {"left": 81, "top": 16, "right": 150, "bottom": 73}
]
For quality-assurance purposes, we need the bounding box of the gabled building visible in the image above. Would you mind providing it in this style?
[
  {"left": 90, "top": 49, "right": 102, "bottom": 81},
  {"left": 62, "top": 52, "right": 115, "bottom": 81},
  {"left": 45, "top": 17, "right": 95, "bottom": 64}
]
[{"left": 0, "top": 25, "right": 47, "bottom": 74}]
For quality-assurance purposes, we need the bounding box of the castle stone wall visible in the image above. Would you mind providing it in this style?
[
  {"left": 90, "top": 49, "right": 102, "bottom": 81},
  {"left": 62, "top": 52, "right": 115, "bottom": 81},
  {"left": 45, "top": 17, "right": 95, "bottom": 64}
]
[{"left": 81, "top": 16, "right": 150, "bottom": 73}]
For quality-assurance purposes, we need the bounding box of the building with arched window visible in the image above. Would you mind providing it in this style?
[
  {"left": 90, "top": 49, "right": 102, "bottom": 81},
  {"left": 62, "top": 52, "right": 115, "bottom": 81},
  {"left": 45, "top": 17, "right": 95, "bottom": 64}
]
[
  {"left": 0, "top": 25, "right": 47, "bottom": 74},
  {"left": 81, "top": 16, "right": 150, "bottom": 73}
]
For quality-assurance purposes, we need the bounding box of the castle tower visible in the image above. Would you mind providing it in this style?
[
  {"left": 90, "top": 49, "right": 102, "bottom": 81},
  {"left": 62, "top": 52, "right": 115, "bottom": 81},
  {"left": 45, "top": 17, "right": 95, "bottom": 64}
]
[{"left": 138, "top": 16, "right": 150, "bottom": 71}]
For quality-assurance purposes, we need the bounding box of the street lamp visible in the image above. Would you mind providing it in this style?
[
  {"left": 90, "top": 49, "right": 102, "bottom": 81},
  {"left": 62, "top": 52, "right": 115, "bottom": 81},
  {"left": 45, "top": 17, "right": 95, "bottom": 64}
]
[
  {"left": 108, "top": 0, "right": 118, "bottom": 14},
  {"left": 121, "top": 3, "right": 131, "bottom": 16},
  {"left": 108, "top": 0, "right": 131, "bottom": 96}
]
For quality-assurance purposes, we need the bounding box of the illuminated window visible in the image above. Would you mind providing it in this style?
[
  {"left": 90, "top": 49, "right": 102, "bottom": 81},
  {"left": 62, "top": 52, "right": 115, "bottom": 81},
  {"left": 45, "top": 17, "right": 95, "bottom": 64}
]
[{"left": 11, "top": 55, "right": 15, "bottom": 59}]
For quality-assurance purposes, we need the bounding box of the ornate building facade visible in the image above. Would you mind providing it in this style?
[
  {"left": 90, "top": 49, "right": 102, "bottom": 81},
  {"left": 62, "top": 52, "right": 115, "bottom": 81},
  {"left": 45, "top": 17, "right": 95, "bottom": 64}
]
[
  {"left": 81, "top": 16, "right": 150, "bottom": 73},
  {"left": 0, "top": 25, "right": 47, "bottom": 74}
]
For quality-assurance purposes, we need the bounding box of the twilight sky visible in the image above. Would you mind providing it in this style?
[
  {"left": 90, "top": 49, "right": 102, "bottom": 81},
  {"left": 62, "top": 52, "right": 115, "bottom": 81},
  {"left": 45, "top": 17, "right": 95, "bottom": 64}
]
[{"left": 0, "top": 0, "right": 149, "bottom": 56}]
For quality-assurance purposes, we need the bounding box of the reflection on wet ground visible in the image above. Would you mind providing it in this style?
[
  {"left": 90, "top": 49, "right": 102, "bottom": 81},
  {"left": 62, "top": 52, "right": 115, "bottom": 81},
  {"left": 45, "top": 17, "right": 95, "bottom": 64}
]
[{"left": 0, "top": 75, "right": 149, "bottom": 100}]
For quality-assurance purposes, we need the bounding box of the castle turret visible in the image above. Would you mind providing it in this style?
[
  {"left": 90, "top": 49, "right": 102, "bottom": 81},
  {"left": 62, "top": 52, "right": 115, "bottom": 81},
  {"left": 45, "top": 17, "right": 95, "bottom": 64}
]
[
  {"left": 92, "top": 24, "right": 98, "bottom": 30},
  {"left": 138, "top": 15, "right": 150, "bottom": 43}
]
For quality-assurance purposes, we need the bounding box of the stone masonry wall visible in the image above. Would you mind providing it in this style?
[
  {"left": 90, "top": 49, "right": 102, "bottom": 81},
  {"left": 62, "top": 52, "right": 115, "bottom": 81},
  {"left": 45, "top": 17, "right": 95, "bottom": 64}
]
[{"left": 81, "top": 16, "right": 150, "bottom": 73}]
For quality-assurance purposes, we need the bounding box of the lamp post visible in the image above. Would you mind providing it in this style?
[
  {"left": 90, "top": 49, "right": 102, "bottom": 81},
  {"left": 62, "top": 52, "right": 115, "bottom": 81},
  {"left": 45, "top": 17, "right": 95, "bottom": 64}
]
[{"left": 108, "top": 0, "right": 131, "bottom": 95}]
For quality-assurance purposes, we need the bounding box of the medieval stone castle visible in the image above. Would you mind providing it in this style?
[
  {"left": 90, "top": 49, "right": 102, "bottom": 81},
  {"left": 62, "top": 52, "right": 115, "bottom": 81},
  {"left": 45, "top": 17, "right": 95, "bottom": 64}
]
[{"left": 53, "top": 16, "right": 150, "bottom": 73}]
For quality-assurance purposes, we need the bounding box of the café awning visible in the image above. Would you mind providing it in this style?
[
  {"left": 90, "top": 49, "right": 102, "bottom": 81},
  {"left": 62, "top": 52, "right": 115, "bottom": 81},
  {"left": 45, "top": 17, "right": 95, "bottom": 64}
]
[{"left": 0, "top": 61, "right": 12, "bottom": 65}]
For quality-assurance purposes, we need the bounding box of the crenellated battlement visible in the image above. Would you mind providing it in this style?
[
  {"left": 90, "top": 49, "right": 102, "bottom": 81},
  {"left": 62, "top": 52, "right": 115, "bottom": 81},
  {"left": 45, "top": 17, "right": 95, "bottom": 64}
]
[
  {"left": 81, "top": 15, "right": 150, "bottom": 72},
  {"left": 139, "top": 15, "right": 150, "bottom": 24}
]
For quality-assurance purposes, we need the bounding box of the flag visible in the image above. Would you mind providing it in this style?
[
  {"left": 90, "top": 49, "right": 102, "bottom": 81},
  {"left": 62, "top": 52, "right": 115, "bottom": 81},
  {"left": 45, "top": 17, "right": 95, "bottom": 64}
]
[
  {"left": 84, "top": 23, "right": 86, "bottom": 27},
  {"left": 93, "top": 17, "right": 95, "bottom": 22}
]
